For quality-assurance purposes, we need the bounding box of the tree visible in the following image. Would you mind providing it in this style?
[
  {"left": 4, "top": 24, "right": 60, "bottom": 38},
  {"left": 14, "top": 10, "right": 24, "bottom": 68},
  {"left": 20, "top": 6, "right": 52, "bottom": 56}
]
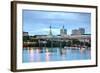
[
  {"left": 85, "top": 42, "right": 91, "bottom": 47},
  {"left": 72, "top": 39, "right": 80, "bottom": 46},
  {"left": 67, "top": 41, "right": 72, "bottom": 47},
  {"left": 23, "top": 36, "right": 29, "bottom": 42}
]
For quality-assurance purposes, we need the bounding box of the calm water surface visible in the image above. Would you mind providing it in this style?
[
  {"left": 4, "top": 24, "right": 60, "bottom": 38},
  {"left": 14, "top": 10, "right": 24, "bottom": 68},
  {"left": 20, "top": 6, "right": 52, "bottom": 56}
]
[{"left": 22, "top": 47, "right": 91, "bottom": 63}]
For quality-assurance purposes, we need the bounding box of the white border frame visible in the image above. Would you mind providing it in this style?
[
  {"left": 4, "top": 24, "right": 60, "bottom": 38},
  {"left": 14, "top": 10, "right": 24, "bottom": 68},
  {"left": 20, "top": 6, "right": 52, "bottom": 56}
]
[{"left": 16, "top": 3, "right": 97, "bottom": 70}]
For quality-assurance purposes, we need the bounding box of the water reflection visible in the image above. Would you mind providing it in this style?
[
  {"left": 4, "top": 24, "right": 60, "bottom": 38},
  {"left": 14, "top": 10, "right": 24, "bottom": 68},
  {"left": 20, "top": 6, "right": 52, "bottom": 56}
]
[
  {"left": 22, "top": 47, "right": 91, "bottom": 63},
  {"left": 29, "top": 48, "right": 34, "bottom": 62},
  {"left": 45, "top": 48, "right": 51, "bottom": 61}
]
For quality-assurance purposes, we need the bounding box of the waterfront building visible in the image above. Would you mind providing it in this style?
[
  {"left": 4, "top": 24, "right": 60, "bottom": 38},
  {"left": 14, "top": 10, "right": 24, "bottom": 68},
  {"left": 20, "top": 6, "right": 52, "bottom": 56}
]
[
  {"left": 72, "top": 29, "right": 81, "bottom": 35},
  {"left": 72, "top": 28, "right": 85, "bottom": 35},
  {"left": 79, "top": 28, "right": 85, "bottom": 35},
  {"left": 23, "top": 32, "right": 29, "bottom": 36},
  {"left": 60, "top": 25, "right": 67, "bottom": 36},
  {"left": 23, "top": 25, "right": 91, "bottom": 47}
]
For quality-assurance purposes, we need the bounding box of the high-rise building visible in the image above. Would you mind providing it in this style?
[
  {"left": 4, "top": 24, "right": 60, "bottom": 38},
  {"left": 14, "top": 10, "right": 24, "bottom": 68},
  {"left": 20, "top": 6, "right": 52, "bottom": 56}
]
[
  {"left": 72, "top": 29, "right": 81, "bottom": 35},
  {"left": 60, "top": 25, "right": 67, "bottom": 36},
  {"left": 79, "top": 28, "right": 85, "bottom": 34},
  {"left": 72, "top": 28, "right": 85, "bottom": 35}
]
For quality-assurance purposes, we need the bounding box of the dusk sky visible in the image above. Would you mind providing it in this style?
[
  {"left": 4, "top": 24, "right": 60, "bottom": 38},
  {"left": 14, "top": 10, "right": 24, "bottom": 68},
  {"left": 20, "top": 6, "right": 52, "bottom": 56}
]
[{"left": 23, "top": 10, "right": 91, "bottom": 36}]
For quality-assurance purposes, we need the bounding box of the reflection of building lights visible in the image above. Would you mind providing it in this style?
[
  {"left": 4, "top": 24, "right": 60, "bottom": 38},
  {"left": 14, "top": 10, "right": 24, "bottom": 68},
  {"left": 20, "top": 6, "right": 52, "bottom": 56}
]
[
  {"left": 60, "top": 49, "right": 66, "bottom": 60},
  {"left": 29, "top": 48, "right": 34, "bottom": 62},
  {"left": 27, "top": 47, "right": 31, "bottom": 53},
  {"left": 28, "top": 48, "right": 41, "bottom": 62},
  {"left": 45, "top": 48, "right": 51, "bottom": 61},
  {"left": 61, "top": 54, "right": 66, "bottom": 60},
  {"left": 35, "top": 48, "right": 41, "bottom": 62},
  {"left": 80, "top": 47, "right": 85, "bottom": 53}
]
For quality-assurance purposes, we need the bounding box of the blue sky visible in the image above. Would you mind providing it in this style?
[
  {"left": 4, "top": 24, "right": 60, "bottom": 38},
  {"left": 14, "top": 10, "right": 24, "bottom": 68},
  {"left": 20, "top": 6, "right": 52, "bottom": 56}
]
[{"left": 23, "top": 10, "right": 91, "bottom": 36}]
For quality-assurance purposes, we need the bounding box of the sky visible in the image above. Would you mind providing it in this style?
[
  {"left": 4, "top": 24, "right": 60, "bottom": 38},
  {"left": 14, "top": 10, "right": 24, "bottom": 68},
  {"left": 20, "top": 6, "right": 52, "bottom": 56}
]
[{"left": 23, "top": 10, "right": 91, "bottom": 36}]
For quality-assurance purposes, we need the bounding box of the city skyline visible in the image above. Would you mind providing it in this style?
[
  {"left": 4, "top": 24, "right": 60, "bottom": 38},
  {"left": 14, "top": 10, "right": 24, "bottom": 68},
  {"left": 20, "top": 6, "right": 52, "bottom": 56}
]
[{"left": 23, "top": 10, "right": 91, "bottom": 36}]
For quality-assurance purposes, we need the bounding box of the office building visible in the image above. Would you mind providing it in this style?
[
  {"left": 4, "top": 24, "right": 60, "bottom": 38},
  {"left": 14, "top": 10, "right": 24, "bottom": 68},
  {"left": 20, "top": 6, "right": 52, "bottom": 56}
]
[{"left": 79, "top": 28, "right": 85, "bottom": 34}]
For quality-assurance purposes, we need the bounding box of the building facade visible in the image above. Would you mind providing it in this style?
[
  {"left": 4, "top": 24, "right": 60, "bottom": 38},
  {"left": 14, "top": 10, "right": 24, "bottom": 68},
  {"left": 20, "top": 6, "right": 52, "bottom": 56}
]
[
  {"left": 72, "top": 28, "right": 85, "bottom": 35},
  {"left": 60, "top": 25, "right": 67, "bottom": 36},
  {"left": 23, "top": 32, "right": 29, "bottom": 36},
  {"left": 79, "top": 28, "right": 85, "bottom": 35}
]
